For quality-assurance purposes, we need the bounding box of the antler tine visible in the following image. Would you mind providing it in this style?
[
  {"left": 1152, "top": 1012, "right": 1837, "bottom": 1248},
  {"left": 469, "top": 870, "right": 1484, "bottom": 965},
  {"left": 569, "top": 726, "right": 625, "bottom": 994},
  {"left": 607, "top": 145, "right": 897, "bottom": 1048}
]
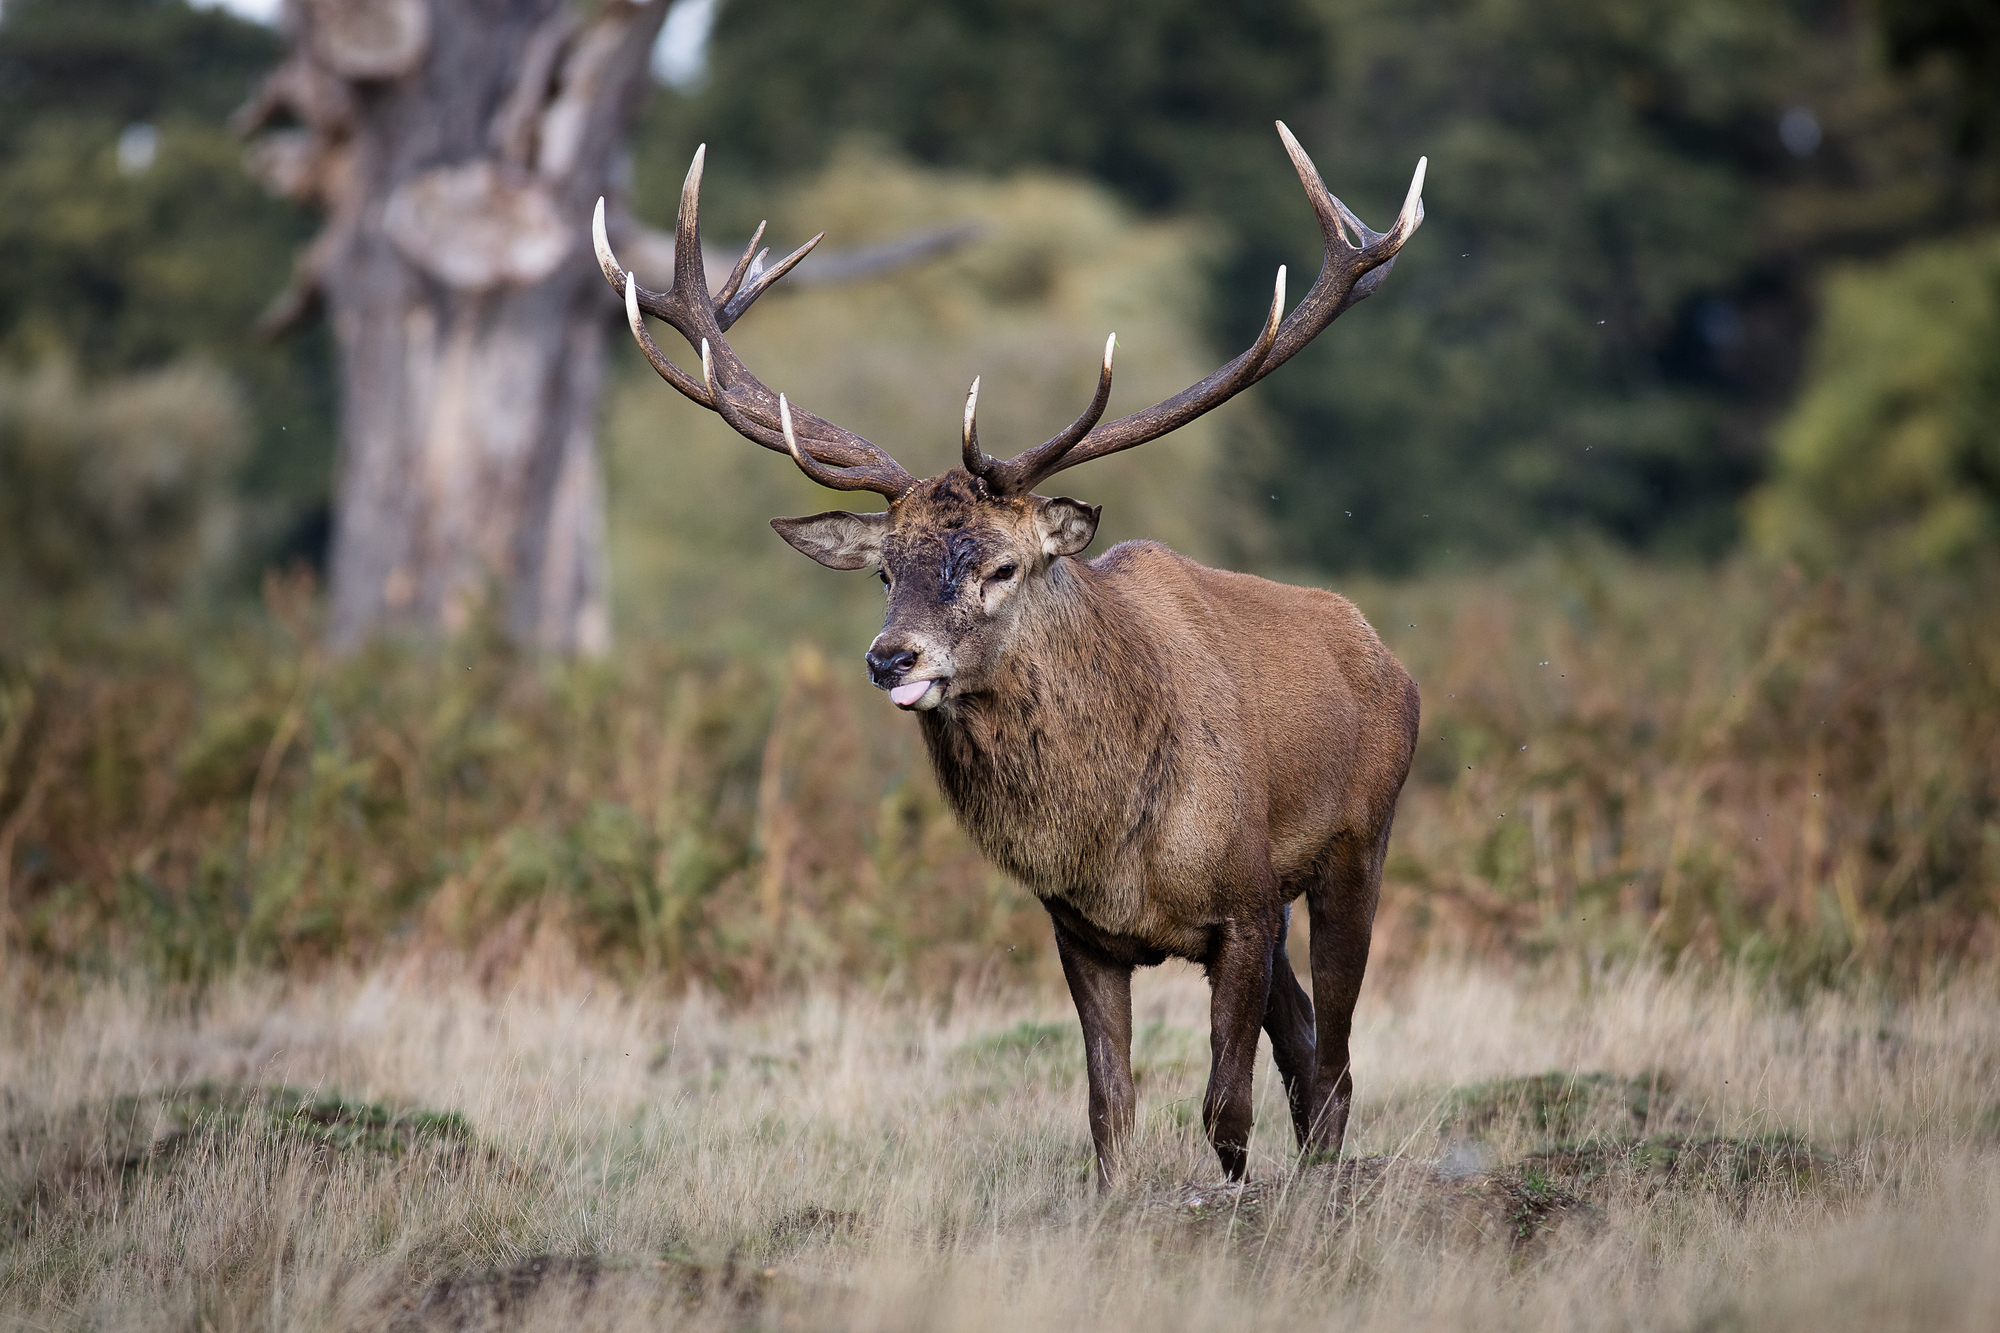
[
  {"left": 671, "top": 143, "right": 711, "bottom": 304},
  {"left": 718, "top": 231, "right": 823, "bottom": 330},
  {"left": 600, "top": 198, "right": 711, "bottom": 406},
  {"left": 1277, "top": 121, "right": 1358, "bottom": 255},
  {"left": 695, "top": 338, "right": 788, "bottom": 450},
  {"left": 961, "top": 378, "right": 986, "bottom": 476},
  {"left": 990, "top": 125, "right": 1422, "bottom": 486},
  {"left": 591, "top": 195, "right": 625, "bottom": 291},
  {"left": 713, "top": 220, "right": 767, "bottom": 308},
  {"left": 598, "top": 147, "right": 918, "bottom": 500},
  {"left": 1345, "top": 156, "right": 1426, "bottom": 303},
  {"left": 778, "top": 393, "right": 906, "bottom": 494},
  {"left": 982, "top": 333, "right": 1119, "bottom": 497}
]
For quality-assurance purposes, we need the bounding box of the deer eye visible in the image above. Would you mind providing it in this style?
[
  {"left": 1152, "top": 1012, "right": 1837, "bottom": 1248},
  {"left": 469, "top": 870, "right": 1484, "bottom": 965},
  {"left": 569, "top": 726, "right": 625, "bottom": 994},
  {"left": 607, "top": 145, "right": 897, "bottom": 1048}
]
[
  {"left": 991, "top": 564, "right": 1018, "bottom": 582},
  {"left": 877, "top": 570, "right": 890, "bottom": 587}
]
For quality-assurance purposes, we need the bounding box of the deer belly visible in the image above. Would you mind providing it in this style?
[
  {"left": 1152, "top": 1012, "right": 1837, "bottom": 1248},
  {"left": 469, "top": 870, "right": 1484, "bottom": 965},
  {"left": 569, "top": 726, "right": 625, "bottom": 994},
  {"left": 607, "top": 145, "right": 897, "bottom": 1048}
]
[{"left": 973, "top": 815, "right": 1233, "bottom": 959}]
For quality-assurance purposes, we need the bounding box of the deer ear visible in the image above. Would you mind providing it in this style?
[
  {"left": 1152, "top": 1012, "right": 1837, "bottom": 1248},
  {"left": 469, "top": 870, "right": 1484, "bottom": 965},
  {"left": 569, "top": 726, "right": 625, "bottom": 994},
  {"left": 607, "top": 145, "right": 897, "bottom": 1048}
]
[
  {"left": 1034, "top": 496, "right": 1100, "bottom": 557},
  {"left": 770, "top": 511, "right": 890, "bottom": 570}
]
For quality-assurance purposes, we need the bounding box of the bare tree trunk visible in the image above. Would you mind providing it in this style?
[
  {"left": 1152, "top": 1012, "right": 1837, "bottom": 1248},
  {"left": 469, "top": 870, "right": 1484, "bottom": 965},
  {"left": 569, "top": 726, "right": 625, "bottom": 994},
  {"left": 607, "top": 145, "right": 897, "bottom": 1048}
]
[{"left": 239, "top": 0, "right": 668, "bottom": 654}]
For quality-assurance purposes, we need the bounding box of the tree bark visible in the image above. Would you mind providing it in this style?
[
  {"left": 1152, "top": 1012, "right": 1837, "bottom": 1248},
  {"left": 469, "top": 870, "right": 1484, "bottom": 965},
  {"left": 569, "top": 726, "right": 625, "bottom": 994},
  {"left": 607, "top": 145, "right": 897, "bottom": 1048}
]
[{"left": 239, "top": 0, "right": 669, "bottom": 653}]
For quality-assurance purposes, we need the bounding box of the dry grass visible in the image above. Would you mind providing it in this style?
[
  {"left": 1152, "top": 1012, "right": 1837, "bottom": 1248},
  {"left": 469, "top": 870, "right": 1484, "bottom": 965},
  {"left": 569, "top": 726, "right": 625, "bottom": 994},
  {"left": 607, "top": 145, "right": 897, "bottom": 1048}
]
[{"left": 4, "top": 953, "right": 1998, "bottom": 1331}]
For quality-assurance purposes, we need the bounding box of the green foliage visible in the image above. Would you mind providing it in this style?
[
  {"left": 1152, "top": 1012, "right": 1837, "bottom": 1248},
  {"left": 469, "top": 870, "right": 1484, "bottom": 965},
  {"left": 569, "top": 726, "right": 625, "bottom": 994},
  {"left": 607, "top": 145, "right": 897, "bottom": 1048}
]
[
  {"left": 1876, "top": 0, "right": 2000, "bottom": 176},
  {"left": 0, "top": 358, "right": 248, "bottom": 605},
  {"left": 0, "top": 0, "right": 335, "bottom": 578},
  {"left": 650, "top": 0, "right": 1329, "bottom": 215},
  {"left": 1355, "top": 552, "right": 2000, "bottom": 986},
  {"left": 0, "top": 0, "right": 278, "bottom": 138},
  {"left": 0, "top": 583, "right": 1040, "bottom": 990},
  {"left": 1750, "top": 233, "right": 2000, "bottom": 568},
  {"left": 657, "top": 0, "right": 1957, "bottom": 571},
  {"left": 1263, "top": 0, "right": 1791, "bottom": 568}
]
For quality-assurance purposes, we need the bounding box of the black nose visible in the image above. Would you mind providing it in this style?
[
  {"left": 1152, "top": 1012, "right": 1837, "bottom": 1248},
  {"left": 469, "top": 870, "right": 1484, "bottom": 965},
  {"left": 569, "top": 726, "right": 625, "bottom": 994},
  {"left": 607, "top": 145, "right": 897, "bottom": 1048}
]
[{"left": 866, "top": 647, "right": 917, "bottom": 687}]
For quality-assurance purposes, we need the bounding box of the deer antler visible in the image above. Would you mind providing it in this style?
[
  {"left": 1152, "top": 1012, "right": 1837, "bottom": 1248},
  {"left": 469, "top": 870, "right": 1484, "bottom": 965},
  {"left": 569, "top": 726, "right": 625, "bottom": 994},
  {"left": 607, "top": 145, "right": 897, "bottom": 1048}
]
[
  {"left": 964, "top": 123, "right": 1425, "bottom": 499},
  {"left": 593, "top": 147, "right": 918, "bottom": 500}
]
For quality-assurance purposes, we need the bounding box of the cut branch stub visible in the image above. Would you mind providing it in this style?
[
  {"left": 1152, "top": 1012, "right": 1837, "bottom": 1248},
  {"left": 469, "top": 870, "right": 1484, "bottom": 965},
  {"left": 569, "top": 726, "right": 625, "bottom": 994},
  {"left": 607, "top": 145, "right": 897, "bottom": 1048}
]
[
  {"left": 308, "top": 0, "right": 430, "bottom": 81},
  {"left": 386, "top": 160, "right": 572, "bottom": 290}
]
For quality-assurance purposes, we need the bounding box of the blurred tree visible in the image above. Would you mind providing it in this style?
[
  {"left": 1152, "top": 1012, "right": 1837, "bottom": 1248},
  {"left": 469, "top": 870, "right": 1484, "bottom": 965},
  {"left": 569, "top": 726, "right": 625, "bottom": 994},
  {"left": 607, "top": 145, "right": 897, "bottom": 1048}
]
[
  {"left": 1750, "top": 234, "right": 2000, "bottom": 567},
  {"left": 238, "top": 0, "right": 668, "bottom": 653},
  {"left": 660, "top": 0, "right": 1967, "bottom": 572},
  {"left": 0, "top": 0, "right": 333, "bottom": 577}
]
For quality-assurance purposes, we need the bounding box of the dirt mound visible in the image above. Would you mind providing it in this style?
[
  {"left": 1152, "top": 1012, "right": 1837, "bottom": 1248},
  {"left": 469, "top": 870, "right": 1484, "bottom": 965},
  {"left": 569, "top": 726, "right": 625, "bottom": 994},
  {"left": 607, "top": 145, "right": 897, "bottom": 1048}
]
[
  {"left": 3, "top": 1083, "right": 474, "bottom": 1235},
  {"left": 386, "top": 1254, "right": 793, "bottom": 1332}
]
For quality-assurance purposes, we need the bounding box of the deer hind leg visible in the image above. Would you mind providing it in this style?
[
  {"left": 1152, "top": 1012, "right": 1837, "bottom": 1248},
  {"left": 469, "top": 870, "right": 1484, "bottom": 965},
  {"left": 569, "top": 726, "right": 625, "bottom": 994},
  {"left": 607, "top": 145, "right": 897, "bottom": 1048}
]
[
  {"left": 1302, "top": 825, "right": 1392, "bottom": 1161},
  {"left": 1263, "top": 901, "right": 1317, "bottom": 1149},
  {"left": 1201, "top": 906, "right": 1281, "bottom": 1181},
  {"left": 1051, "top": 917, "right": 1136, "bottom": 1189}
]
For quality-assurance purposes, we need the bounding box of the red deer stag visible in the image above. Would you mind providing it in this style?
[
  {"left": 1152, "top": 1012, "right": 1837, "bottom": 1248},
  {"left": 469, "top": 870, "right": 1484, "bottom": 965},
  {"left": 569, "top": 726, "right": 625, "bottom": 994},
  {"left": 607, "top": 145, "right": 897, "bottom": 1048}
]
[{"left": 592, "top": 124, "right": 1424, "bottom": 1184}]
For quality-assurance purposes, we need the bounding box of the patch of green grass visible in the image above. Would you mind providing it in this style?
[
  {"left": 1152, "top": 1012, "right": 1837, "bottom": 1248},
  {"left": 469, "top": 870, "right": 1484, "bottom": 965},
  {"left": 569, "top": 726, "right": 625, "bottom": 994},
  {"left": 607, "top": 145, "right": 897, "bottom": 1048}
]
[
  {"left": 1491, "top": 1160, "right": 1597, "bottom": 1245},
  {"left": 116, "top": 1081, "right": 473, "bottom": 1157},
  {"left": 953, "top": 1020, "right": 1080, "bottom": 1067},
  {"left": 1442, "top": 1070, "right": 1683, "bottom": 1141},
  {"left": 1520, "top": 1133, "right": 1838, "bottom": 1201},
  {"left": 4, "top": 1082, "right": 474, "bottom": 1235}
]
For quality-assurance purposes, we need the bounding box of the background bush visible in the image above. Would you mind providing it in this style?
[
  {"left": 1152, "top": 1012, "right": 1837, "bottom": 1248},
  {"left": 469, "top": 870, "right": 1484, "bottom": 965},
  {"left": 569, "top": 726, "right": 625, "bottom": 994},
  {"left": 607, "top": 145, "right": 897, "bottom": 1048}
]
[{"left": 2, "top": 556, "right": 1992, "bottom": 990}]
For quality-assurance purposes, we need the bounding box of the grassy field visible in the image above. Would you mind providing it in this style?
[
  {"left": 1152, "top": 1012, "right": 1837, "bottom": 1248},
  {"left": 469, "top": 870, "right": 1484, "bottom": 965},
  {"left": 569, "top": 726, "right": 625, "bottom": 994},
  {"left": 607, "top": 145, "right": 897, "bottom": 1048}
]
[{"left": 4, "top": 954, "right": 1999, "bottom": 1331}]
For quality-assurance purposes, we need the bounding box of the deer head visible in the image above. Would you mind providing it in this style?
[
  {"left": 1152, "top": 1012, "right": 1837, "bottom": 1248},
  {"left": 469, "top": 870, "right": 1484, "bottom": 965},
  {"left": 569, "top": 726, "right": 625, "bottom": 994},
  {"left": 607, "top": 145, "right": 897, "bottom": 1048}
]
[{"left": 593, "top": 126, "right": 1425, "bottom": 710}]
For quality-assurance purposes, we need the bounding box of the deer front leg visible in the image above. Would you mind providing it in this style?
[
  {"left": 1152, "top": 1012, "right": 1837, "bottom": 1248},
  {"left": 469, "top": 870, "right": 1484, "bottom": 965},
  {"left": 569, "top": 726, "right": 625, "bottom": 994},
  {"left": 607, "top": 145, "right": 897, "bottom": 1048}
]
[
  {"left": 1202, "top": 912, "right": 1278, "bottom": 1181},
  {"left": 1052, "top": 917, "right": 1135, "bottom": 1189}
]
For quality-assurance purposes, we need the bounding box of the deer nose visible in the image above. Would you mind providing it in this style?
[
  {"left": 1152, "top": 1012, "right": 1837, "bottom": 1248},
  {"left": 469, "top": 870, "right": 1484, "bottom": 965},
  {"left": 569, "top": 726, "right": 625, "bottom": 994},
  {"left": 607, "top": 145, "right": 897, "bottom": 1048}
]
[{"left": 866, "top": 646, "right": 918, "bottom": 687}]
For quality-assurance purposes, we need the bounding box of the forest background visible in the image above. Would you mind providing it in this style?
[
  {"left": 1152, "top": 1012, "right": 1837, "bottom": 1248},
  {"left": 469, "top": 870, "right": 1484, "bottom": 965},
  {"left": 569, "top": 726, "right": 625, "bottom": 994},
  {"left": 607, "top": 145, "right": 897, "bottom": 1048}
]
[{"left": 0, "top": 0, "right": 1996, "bottom": 993}]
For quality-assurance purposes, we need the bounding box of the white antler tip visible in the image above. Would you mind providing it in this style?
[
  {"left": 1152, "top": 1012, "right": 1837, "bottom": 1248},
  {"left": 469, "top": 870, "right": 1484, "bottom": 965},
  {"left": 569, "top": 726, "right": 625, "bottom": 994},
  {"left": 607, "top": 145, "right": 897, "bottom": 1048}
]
[
  {"left": 624, "top": 267, "right": 640, "bottom": 323},
  {"left": 1104, "top": 332, "right": 1116, "bottom": 369},
  {"left": 779, "top": 394, "right": 808, "bottom": 461},
  {"left": 594, "top": 197, "right": 622, "bottom": 282}
]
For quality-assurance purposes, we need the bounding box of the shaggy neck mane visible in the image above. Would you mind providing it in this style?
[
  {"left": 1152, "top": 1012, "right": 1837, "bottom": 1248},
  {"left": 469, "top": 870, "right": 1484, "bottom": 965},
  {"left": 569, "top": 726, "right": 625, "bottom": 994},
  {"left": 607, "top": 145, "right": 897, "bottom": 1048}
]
[{"left": 916, "top": 556, "right": 1178, "bottom": 881}]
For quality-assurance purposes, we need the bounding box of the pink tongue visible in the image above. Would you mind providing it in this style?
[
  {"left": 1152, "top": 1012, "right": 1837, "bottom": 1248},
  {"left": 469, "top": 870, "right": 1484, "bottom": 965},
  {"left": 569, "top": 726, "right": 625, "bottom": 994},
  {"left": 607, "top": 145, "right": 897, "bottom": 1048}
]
[{"left": 890, "top": 680, "right": 931, "bottom": 707}]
